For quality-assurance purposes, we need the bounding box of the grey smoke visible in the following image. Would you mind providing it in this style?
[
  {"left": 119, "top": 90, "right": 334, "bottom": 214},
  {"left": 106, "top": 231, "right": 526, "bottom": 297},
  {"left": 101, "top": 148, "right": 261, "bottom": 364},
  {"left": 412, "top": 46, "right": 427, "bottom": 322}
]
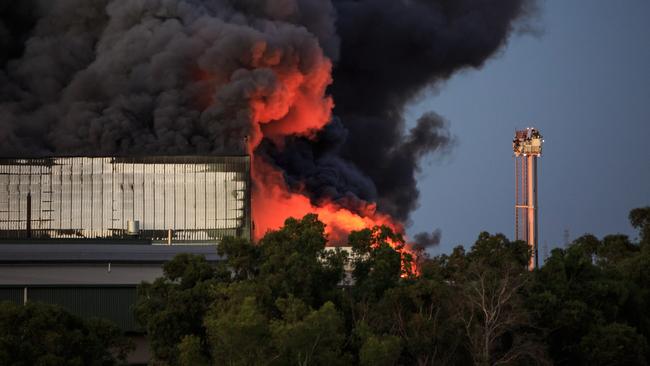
[
  {"left": 413, "top": 229, "right": 442, "bottom": 251},
  {"left": 265, "top": 0, "right": 535, "bottom": 222},
  {"left": 0, "top": 0, "right": 536, "bottom": 234},
  {"left": 0, "top": 0, "right": 334, "bottom": 156}
]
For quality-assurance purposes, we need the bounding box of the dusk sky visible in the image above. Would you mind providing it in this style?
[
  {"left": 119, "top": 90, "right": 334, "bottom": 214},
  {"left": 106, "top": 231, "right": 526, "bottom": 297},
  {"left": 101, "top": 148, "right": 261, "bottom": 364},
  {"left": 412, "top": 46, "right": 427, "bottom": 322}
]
[{"left": 407, "top": 0, "right": 650, "bottom": 256}]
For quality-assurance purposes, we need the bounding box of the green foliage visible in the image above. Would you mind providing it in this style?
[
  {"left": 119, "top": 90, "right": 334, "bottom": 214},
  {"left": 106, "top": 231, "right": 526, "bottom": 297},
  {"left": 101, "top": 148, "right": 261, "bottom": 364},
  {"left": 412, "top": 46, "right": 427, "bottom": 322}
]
[
  {"left": 134, "top": 253, "right": 225, "bottom": 364},
  {"left": 218, "top": 236, "right": 261, "bottom": 281},
  {"left": 205, "top": 296, "right": 272, "bottom": 366},
  {"left": 526, "top": 213, "right": 650, "bottom": 365},
  {"left": 468, "top": 231, "right": 530, "bottom": 268},
  {"left": 0, "top": 301, "right": 132, "bottom": 366},
  {"left": 457, "top": 233, "right": 545, "bottom": 366},
  {"left": 178, "top": 335, "right": 209, "bottom": 366},
  {"left": 270, "top": 301, "right": 349, "bottom": 366},
  {"left": 359, "top": 334, "right": 401, "bottom": 366},
  {"left": 580, "top": 323, "right": 648, "bottom": 366},
  {"left": 135, "top": 206, "right": 650, "bottom": 366},
  {"left": 630, "top": 206, "right": 650, "bottom": 249},
  {"left": 258, "top": 214, "right": 346, "bottom": 308},
  {"left": 349, "top": 226, "right": 409, "bottom": 301}
]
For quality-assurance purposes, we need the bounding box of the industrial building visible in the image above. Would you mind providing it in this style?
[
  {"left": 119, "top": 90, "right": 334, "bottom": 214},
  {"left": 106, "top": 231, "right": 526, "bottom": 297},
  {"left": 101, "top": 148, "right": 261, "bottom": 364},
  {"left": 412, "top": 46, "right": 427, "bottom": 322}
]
[
  {"left": 0, "top": 243, "right": 223, "bottom": 364},
  {"left": 0, "top": 155, "right": 250, "bottom": 364},
  {"left": 0, "top": 156, "right": 251, "bottom": 242}
]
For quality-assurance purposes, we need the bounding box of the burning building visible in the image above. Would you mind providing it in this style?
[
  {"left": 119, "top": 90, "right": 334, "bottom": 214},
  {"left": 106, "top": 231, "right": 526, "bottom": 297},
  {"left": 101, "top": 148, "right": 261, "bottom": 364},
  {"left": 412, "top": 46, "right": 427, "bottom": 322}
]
[
  {"left": 0, "top": 156, "right": 250, "bottom": 243},
  {"left": 0, "top": 0, "right": 536, "bottom": 247},
  {"left": 0, "top": 2, "right": 538, "bottom": 354}
]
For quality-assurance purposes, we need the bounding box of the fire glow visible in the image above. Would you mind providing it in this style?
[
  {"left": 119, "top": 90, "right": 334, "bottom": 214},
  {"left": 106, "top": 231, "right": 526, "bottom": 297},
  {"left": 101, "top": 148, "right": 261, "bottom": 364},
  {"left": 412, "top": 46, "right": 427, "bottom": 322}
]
[
  {"left": 199, "top": 39, "right": 416, "bottom": 267},
  {"left": 252, "top": 157, "right": 418, "bottom": 276},
  {"left": 251, "top": 157, "right": 402, "bottom": 244}
]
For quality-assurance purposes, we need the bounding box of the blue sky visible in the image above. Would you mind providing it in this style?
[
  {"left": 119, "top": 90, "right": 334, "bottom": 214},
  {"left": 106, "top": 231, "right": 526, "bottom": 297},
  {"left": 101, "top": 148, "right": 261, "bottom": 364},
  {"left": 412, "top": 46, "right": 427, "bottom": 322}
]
[{"left": 406, "top": 0, "right": 650, "bottom": 257}]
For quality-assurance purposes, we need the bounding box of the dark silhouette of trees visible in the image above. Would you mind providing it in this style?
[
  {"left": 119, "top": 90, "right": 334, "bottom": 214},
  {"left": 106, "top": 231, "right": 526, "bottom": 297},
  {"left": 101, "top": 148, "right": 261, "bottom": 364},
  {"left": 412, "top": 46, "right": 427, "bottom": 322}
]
[
  {"left": 2, "top": 203, "right": 646, "bottom": 365},
  {"left": 134, "top": 207, "right": 650, "bottom": 365},
  {"left": 0, "top": 301, "right": 132, "bottom": 365},
  {"left": 526, "top": 212, "right": 650, "bottom": 366}
]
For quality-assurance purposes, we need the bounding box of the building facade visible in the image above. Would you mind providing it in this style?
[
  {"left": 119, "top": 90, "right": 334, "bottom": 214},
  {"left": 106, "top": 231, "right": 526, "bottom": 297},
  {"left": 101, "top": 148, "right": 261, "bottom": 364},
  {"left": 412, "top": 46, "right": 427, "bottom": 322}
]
[{"left": 0, "top": 156, "right": 251, "bottom": 243}]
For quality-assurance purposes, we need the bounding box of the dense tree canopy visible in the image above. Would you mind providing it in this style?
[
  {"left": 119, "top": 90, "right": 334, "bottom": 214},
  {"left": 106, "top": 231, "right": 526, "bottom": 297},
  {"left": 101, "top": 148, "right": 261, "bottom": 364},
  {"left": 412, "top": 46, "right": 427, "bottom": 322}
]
[
  {"left": 527, "top": 220, "right": 650, "bottom": 365},
  {"left": 0, "top": 301, "right": 132, "bottom": 366},
  {"left": 135, "top": 208, "right": 650, "bottom": 366},
  {"left": 2, "top": 208, "right": 647, "bottom": 365}
]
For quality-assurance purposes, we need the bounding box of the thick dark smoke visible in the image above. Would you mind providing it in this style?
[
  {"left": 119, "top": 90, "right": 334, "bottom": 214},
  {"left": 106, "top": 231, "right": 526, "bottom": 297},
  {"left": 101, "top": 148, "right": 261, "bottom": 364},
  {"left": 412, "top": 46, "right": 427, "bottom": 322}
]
[
  {"left": 275, "top": 0, "right": 535, "bottom": 222},
  {"left": 262, "top": 111, "right": 452, "bottom": 215},
  {"left": 0, "top": 0, "right": 336, "bottom": 156},
  {"left": 413, "top": 229, "right": 442, "bottom": 251},
  {"left": 0, "top": 1, "right": 38, "bottom": 67},
  {"left": 0, "top": 0, "right": 536, "bottom": 234}
]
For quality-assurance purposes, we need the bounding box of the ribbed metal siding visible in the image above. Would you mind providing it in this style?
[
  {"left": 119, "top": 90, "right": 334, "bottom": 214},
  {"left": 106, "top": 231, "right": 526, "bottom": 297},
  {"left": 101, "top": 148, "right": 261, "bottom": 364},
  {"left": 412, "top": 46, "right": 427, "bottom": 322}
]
[
  {"left": 0, "top": 287, "right": 24, "bottom": 304},
  {"left": 0, "top": 156, "right": 251, "bottom": 243},
  {"left": 0, "top": 286, "right": 139, "bottom": 332}
]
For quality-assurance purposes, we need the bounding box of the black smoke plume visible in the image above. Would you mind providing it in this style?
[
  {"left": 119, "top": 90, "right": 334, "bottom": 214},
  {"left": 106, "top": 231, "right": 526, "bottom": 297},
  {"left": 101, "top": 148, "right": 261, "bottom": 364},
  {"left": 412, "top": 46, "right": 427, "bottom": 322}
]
[
  {"left": 413, "top": 230, "right": 442, "bottom": 251},
  {"left": 0, "top": 0, "right": 536, "bottom": 232},
  {"left": 264, "top": 0, "right": 536, "bottom": 222},
  {"left": 0, "top": 0, "right": 337, "bottom": 156}
]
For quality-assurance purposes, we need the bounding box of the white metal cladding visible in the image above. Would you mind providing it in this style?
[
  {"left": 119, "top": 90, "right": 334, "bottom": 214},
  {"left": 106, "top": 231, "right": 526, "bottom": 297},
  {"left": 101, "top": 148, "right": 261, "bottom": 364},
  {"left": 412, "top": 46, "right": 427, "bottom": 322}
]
[{"left": 0, "top": 156, "right": 251, "bottom": 242}]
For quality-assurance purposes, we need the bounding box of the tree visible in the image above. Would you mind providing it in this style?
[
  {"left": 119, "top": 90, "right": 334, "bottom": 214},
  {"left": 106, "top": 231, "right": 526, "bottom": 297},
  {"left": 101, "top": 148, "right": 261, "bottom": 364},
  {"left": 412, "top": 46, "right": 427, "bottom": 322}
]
[
  {"left": 349, "top": 225, "right": 412, "bottom": 302},
  {"left": 0, "top": 301, "right": 132, "bottom": 366},
  {"left": 178, "top": 335, "right": 209, "bottom": 366},
  {"left": 458, "top": 261, "right": 543, "bottom": 366},
  {"left": 270, "top": 300, "right": 349, "bottom": 366},
  {"left": 526, "top": 217, "right": 650, "bottom": 366},
  {"left": 358, "top": 333, "right": 401, "bottom": 366},
  {"left": 134, "top": 253, "right": 227, "bottom": 364},
  {"left": 580, "top": 323, "right": 648, "bottom": 366},
  {"left": 457, "top": 233, "right": 546, "bottom": 366},
  {"left": 358, "top": 263, "right": 463, "bottom": 366},
  {"left": 133, "top": 208, "right": 650, "bottom": 365},
  {"left": 204, "top": 296, "right": 273, "bottom": 366},
  {"left": 217, "top": 236, "right": 261, "bottom": 281},
  {"left": 258, "top": 214, "right": 347, "bottom": 308},
  {"left": 399, "top": 262, "right": 464, "bottom": 366},
  {"left": 629, "top": 207, "right": 650, "bottom": 249}
]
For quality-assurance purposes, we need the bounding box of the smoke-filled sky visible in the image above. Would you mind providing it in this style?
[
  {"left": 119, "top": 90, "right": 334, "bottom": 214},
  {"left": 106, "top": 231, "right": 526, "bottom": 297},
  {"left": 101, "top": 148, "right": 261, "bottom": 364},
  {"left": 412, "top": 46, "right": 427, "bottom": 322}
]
[
  {"left": 3, "top": 1, "right": 645, "bottom": 253},
  {"left": 0, "top": 0, "right": 538, "bottom": 245},
  {"left": 407, "top": 0, "right": 650, "bottom": 256}
]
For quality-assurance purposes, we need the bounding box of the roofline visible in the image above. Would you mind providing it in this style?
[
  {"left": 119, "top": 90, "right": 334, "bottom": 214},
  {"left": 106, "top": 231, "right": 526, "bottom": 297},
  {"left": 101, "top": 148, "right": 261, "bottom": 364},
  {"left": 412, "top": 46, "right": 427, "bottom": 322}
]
[
  {"left": 0, "top": 154, "right": 249, "bottom": 159},
  {"left": 0, "top": 284, "right": 138, "bottom": 288},
  {"left": 0, "top": 258, "right": 223, "bottom": 265}
]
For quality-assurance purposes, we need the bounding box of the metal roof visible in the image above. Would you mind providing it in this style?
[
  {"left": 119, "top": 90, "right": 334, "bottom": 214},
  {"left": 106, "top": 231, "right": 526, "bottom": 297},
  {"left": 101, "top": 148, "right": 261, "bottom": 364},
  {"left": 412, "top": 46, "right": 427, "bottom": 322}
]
[{"left": 0, "top": 243, "right": 223, "bottom": 264}]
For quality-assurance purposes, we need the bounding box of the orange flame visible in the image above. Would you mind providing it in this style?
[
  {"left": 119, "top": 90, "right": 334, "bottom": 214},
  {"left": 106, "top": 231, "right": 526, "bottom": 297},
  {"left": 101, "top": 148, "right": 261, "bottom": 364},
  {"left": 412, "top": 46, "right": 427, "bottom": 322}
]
[
  {"left": 251, "top": 157, "right": 402, "bottom": 244},
  {"left": 251, "top": 157, "right": 419, "bottom": 277},
  {"left": 195, "top": 39, "right": 418, "bottom": 273}
]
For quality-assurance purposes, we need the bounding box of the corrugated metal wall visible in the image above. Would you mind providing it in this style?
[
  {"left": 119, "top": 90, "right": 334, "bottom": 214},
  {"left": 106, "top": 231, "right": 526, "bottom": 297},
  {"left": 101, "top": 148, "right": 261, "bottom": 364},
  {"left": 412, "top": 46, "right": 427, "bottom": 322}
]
[
  {"left": 0, "top": 156, "right": 251, "bottom": 242},
  {"left": 0, "top": 285, "right": 140, "bottom": 332},
  {"left": 0, "top": 287, "right": 23, "bottom": 304}
]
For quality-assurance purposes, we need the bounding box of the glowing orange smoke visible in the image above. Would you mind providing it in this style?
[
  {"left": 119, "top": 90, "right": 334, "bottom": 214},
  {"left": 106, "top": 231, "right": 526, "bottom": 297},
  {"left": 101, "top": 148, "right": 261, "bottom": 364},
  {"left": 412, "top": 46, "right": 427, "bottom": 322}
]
[
  {"left": 242, "top": 51, "right": 406, "bottom": 245},
  {"left": 251, "top": 157, "right": 419, "bottom": 277},
  {"left": 251, "top": 157, "right": 402, "bottom": 244},
  {"left": 195, "top": 38, "right": 417, "bottom": 272}
]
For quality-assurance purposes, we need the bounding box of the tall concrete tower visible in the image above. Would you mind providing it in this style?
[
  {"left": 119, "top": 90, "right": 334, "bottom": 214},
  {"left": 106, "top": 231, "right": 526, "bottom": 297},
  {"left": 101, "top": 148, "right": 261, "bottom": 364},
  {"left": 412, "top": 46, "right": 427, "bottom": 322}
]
[{"left": 513, "top": 128, "right": 543, "bottom": 270}]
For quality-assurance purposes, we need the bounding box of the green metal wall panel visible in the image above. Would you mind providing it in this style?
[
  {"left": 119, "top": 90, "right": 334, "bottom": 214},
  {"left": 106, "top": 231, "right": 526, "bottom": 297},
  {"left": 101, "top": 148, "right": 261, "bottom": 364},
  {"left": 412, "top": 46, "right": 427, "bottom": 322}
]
[
  {"left": 0, "top": 285, "right": 140, "bottom": 332},
  {"left": 0, "top": 287, "right": 23, "bottom": 304}
]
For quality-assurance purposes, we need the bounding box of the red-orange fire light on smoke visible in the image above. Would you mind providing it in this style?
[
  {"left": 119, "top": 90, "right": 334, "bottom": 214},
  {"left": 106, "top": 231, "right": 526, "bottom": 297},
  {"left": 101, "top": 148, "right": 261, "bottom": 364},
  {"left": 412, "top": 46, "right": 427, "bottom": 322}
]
[
  {"left": 196, "top": 40, "right": 419, "bottom": 274},
  {"left": 251, "top": 157, "right": 402, "bottom": 244}
]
